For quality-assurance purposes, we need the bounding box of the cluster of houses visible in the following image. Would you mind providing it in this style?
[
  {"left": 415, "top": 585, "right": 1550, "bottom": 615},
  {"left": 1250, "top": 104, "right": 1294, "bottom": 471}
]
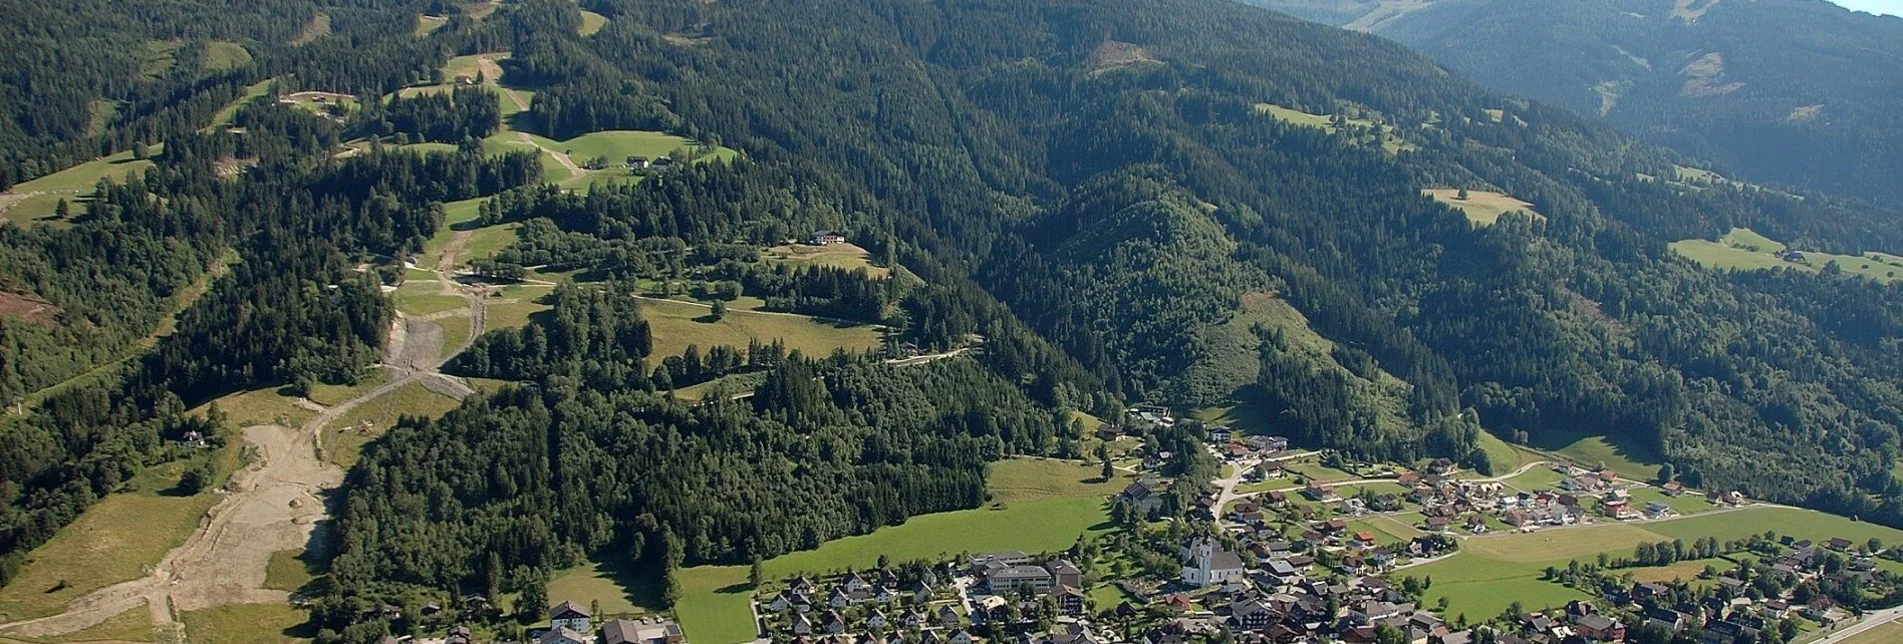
[
  {"left": 532, "top": 603, "right": 684, "bottom": 644},
  {"left": 1136, "top": 562, "right": 1469, "bottom": 644},
  {"left": 758, "top": 555, "right": 1103, "bottom": 641}
]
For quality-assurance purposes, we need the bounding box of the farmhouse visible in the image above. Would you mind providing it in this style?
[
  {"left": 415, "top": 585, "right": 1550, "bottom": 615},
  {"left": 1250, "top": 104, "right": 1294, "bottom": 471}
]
[{"left": 812, "top": 230, "right": 847, "bottom": 245}]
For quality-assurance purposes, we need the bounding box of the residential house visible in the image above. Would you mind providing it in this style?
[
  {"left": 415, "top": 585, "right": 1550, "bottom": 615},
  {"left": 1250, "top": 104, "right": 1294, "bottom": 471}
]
[
  {"left": 549, "top": 601, "right": 591, "bottom": 633},
  {"left": 812, "top": 230, "right": 847, "bottom": 245},
  {"left": 539, "top": 627, "right": 589, "bottom": 644},
  {"left": 1054, "top": 585, "right": 1087, "bottom": 615},
  {"left": 1120, "top": 481, "right": 1168, "bottom": 518},
  {"left": 1575, "top": 613, "right": 1624, "bottom": 641},
  {"left": 604, "top": 619, "right": 686, "bottom": 644}
]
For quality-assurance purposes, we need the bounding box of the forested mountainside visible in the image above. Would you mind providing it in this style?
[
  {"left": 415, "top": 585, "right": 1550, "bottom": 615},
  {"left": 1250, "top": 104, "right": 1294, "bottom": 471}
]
[
  {"left": 5, "top": 0, "right": 1903, "bottom": 637},
  {"left": 1243, "top": 0, "right": 1903, "bottom": 204}
]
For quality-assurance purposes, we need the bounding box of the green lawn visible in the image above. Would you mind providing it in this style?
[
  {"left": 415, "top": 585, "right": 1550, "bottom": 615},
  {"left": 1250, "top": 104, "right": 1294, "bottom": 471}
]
[
  {"left": 0, "top": 440, "right": 240, "bottom": 621},
  {"left": 322, "top": 382, "right": 462, "bottom": 468},
  {"left": 200, "top": 41, "right": 252, "bottom": 72},
  {"left": 179, "top": 603, "right": 314, "bottom": 644},
  {"left": 10, "top": 149, "right": 156, "bottom": 194},
  {"left": 1475, "top": 431, "right": 1533, "bottom": 474},
  {"left": 1285, "top": 460, "right": 1358, "bottom": 483},
  {"left": 1501, "top": 466, "right": 1565, "bottom": 492},
  {"left": 460, "top": 222, "right": 521, "bottom": 264},
  {"left": 439, "top": 314, "right": 474, "bottom": 357},
  {"left": 1541, "top": 434, "right": 1660, "bottom": 481},
  {"left": 1334, "top": 481, "right": 1409, "bottom": 498},
  {"left": 305, "top": 370, "right": 387, "bottom": 406},
  {"left": 1646, "top": 507, "right": 1903, "bottom": 545},
  {"left": 1347, "top": 516, "right": 1422, "bottom": 546},
  {"left": 639, "top": 297, "right": 881, "bottom": 361},
  {"left": 1627, "top": 557, "right": 1726, "bottom": 584}
]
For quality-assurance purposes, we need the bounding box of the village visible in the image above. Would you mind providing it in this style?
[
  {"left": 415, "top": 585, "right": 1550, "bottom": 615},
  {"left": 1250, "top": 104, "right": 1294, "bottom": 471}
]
[{"left": 718, "top": 406, "right": 1903, "bottom": 644}]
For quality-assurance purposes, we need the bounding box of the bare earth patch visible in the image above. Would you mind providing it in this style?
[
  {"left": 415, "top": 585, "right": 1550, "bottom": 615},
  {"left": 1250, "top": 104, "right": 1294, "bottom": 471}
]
[
  {"left": 1679, "top": 52, "right": 1744, "bottom": 98},
  {"left": 0, "top": 291, "right": 59, "bottom": 324},
  {"left": 1085, "top": 41, "right": 1159, "bottom": 76},
  {"left": 1787, "top": 104, "right": 1824, "bottom": 122}
]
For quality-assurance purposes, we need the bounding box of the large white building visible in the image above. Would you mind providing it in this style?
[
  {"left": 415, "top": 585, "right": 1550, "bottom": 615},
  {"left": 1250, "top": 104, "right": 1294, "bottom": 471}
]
[{"left": 1180, "top": 538, "right": 1247, "bottom": 587}]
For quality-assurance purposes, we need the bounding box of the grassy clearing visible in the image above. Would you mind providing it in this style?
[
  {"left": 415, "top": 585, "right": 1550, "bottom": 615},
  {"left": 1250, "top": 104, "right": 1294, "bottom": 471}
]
[
  {"left": 673, "top": 372, "right": 767, "bottom": 402},
  {"left": 1475, "top": 431, "right": 1538, "bottom": 475},
  {"left": 305, "top": 370, "right": 387, "bottom": 406},
  {"left": 762, "top": 244, "right": 890, "bottom": 278},
  {"left": 1463, "top": 523, "right": 1670, "bottom": 563},
  {"left": 1501, "top": 466, "right": 1565, "bottom": 491},
  {"left": 1348, "top": 516, "right": 1423, "bottom": 546},
  {"left": 209, "top": 79, "right": 276, "bottom": 130},
  {"left": 201, "top": 41, "right": 252, "bottom": 72},
  {"left": 416, "top": 14, "right": 450, "bottom": 37},
  {"left": 985, "top": 458, "right": 1124, "bottom": 504},
  {"left": 0, "top": 442, "right": 238, "bottom": 621},
  {"left": 1255, "top": 103, "right": 1415, "bottom": 153},
  {"left": 394, "top": 281, "right": 465, "bottom": 316},
  {"left": 484, "top": 285, "right": 556, "bottom": 330},
  {"left": 291, "top": 13, "right": 332, "bottom": 45},
  {"left": 179, "top": 603, "right": 314, "bottom": 644},
  {"left": 141, "top": 40, "right": 180, "bottom": 78},
  {"left": 760, "top": 498, "right": 1110, "bottom": 579},
  {"left": 265, "top": 549, "right": 317, "bottom": 592},
  {"left": 460, "top": 222, "right": 522, "bottom": 264},
  {"left": 1671, "top": 228, "right": 1900, "bottom": 283},
  {"left": 439, "top": 314, "right": 473, "bottom": 355},
  {"left": 639, "top": 297, "right": 881, "bottom": 361},
  {"left": 1285, "top": 460, "right": 1358, "bottom": 483},
  {"left": 1423, "top": 189, "right": 1542, "bottom": 226},
  {"left": 87, "top": 100, "right": 119, "bottom": 137},
  {"left": 672, "top": 566, "right": 755, "bottom": 644},
  {"left": 322, "top": 381, "right": 461, "bottom": 469},
  {"left": 190, "top": 388, "right": 313, "bottom": 428},
  {"left": 2, "top": 194, "right": 74, "bottom": 227},
  {"left": 579, "top": 10, "right": 609, "bottom": 36},
  {"left": 548, "top": 559, "right": 663, "bottom": 618}
]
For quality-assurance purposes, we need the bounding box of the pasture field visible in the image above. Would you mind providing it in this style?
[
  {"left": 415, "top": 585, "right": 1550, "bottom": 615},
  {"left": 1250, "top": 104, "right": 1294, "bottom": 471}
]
[
  {"left": 0, "top": 441, "right": 238, "bottom": 621},
  {"left": 1423, "top": 189, "right": 1542, "bottom": 226},
  {"left": 1671, "top": 228, "right": 1900, "bottom": 283},
  {"left": 638, "top": 297, "right": 881, "bottom": 361},
  {"left": 414, "top": 197, "right": 487, "bottom": 269},
  {"left": 1542, "top": 433, "right": 1660, "bottom": 481},
  {"left": 1, "top": 194, "right": 70, "bottom": 227},
  {"left": 673, "top": 372, "right": 767, "bottom": 402},
  {"left": 1462, "top": 523, "right": 1668, "bottom": 562},
  {"left": 548, "top": 559, "right": 663, "bottom": 618},
  {"left": 291, "top": 13, "right": 332, "bottom": 45},
  {"left": 323, "top": 382, "right": 462, "bottom": 468},
  {"left": 580, "top": 10, "right": 609, "bottom": 36},
  {"left": 1473, "top": 431, "right": 1536, "bottom": 474},
  {"left": 671, "top": 463, "right": 1116, "bottom": 642},
  {"left": 1645, "top": 507, "right": 1903, "bottom": 545},
  {"left": 985, "top": 458, "right": 1123, "bottom": 504},
  {"left": 763, "top": 243, "right": 891, "bottom": 278},
  {"left": 1347, "top": 516, "right": 1423, "bottom": 546},
  {"left": 179, "top": 603, "right": 313, "bottom": 644},
  {"left": 1285, "top": 460, "right": 1359, "bottom": 483},
  {"left": 10, "top": 149, "right": 156, "bottom": 195}
]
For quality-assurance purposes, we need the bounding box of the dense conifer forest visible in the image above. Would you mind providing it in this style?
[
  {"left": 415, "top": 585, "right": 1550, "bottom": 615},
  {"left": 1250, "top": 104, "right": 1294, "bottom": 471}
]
[{"left": 4, "top": 1, "right": 1903, "bottom": 640}]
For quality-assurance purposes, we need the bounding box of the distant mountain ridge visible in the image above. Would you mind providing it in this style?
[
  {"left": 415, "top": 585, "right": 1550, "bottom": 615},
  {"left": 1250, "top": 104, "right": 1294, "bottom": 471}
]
[{"left": 1245, "top": 0, "right": 1903, "bottom": 204}]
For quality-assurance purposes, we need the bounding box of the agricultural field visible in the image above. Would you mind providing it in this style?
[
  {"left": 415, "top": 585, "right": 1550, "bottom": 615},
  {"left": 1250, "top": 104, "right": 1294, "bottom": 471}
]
[
  {"left": 1285, "top": 459, "right": 1359, "bottom": 483},
  {"left": 1401, "top": 505, "right": 1903, "bottom": 621},
  {"left": 460, "top": 222, "right": 522, "bottom": 264},
  {"left": 669, "top": 462, "right": 1116, "bottom": 642},
  {"left": 1626, "top": 557, "right": 1727, "bottom": 584},
  {"left": 1347, "top": 516, "right": 1423, "bottom": 546},
  {"left": 1499, "top": 466, "right": 1565, "bottom": 492},
  {"left": 0, "top": 441, "right": 238, "bottom": 621},
  {"left": 322, "top": 382, "right": 462, "bottom": 468},
  {"left": 638, "top": 297, "right": 881, "bottom": 361},
  {"left": 1671, "top": 228, "right": 1901, "bottom": 283},
  {"left": 762, "top": 243, "right": 891, "bottom": 278},
  {"left": 179, "top": 603, "right": 314, "bottom": 644},
  {"left": 1423, "top": 189, "right": 1542, "bottom": 226},
  {"left": 1471, "top": 431, "right": 1542, "bottom": 476},
  {"left": 1628, "top": 486, "right": 1715, "bottom": 515},
  {"left": 1842, "top": 620, "right": 1903, "bottom": 644}
]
